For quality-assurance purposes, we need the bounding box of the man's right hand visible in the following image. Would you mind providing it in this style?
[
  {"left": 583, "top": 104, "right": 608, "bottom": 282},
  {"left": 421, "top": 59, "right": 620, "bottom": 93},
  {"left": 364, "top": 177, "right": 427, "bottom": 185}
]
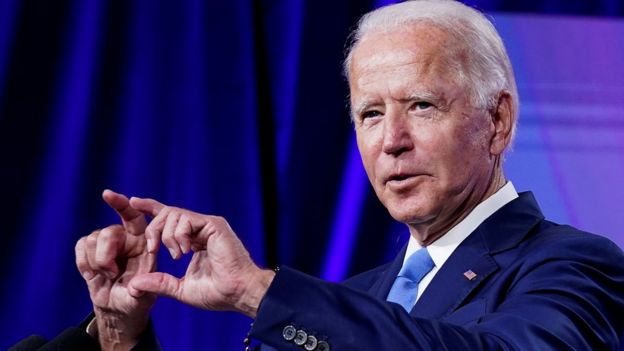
[{"left": 75, "top": 190, "right": 156, "bottom": 351}]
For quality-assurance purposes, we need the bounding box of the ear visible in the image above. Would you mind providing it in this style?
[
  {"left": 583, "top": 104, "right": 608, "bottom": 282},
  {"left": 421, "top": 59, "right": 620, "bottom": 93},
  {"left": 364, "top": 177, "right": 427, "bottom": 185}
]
[{"left": 489, "top": 91, "right": 514, "bottom": 156}]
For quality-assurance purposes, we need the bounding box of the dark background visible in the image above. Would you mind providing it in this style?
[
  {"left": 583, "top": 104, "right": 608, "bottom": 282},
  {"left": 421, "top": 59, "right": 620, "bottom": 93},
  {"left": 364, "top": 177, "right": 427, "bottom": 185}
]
[{"left": 1, "top": 0, "right": 622, "bottom": 349}]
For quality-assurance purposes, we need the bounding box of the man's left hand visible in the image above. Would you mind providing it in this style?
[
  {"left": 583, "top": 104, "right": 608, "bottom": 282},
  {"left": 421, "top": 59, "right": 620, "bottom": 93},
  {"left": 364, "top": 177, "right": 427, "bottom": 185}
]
[{"left": 127, "top": 197, "right": 275, "bottom": 318}]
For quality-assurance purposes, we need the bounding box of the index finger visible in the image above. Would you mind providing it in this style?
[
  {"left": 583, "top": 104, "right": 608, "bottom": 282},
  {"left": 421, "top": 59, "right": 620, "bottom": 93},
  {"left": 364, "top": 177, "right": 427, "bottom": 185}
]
[
  {"left": 102, "top": 189, "right": 147, "bottom": 235},
  {"left": 129, "top": 196, "right": 165, "bottom": 217},
  {"left": 130, "top": 197, "right": 166, "bottom": 253}
]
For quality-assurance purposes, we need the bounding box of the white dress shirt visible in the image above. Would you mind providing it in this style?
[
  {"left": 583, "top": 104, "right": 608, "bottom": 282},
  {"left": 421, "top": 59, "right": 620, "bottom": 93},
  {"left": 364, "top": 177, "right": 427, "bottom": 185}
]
[{"left": 402, "top": 182, "right": 519, "bottom": 301}]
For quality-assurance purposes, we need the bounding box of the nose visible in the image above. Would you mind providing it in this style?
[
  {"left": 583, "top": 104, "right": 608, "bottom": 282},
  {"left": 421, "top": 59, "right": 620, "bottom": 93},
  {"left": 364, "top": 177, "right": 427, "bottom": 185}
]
[{"left": 382, "top": 114, "right": 414, "bottom": 156}]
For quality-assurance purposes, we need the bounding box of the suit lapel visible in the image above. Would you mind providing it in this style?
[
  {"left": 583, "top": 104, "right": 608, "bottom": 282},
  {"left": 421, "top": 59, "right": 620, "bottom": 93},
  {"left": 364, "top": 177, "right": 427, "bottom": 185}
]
[
  {"left": 411, "top": 230, "right": 498, "bottom": 319},
  {"left": 368, "top": 245, "right": 407, "bottom": 300},
  {"left": 411, "top": 192, "right": 545, "bottom": 319}
]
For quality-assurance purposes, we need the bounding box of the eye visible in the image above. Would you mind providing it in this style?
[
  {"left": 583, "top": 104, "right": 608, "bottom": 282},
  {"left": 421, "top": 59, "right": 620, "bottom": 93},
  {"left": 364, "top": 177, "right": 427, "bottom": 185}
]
[
  {"left": 411, "top": 101, "right": 434, "bottom": 111},
  {"left": 361, "top": 110, "right": 383, "bottom": 119}
]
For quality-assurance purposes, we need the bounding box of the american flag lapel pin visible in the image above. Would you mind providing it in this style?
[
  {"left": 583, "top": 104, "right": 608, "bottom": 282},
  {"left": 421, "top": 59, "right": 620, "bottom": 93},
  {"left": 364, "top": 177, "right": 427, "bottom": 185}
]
[{"left": 463, "top": 270, "right": 477, "bottom": 281}]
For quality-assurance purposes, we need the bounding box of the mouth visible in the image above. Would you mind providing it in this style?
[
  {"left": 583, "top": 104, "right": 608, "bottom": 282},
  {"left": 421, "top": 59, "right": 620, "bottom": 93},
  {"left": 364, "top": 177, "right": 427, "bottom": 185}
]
[
  {"left": 384, "top": 173, "right": 422, "bottom": 185},
  {"left": 388, "top": 174, "right": 412, "bottom": 181}
]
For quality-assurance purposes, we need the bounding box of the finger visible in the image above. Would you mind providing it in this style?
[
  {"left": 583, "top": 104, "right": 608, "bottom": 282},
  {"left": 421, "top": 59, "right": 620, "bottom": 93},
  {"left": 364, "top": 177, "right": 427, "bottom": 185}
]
[
  {"left": 142, "top": 207, "right": 170, "bottom": 253},
  {"left": 187, "top": 215, "right": 227, "bottom": 247},
  {"left": 129, "top": 272, "right": 181, "bottom": 300},
  {"left": 94, "top": 225, "right": 125, "bottom": 278},
  {"left": 102, "top": 189, "right": 147, "bottom": 235},
  {"left": 175, "top": 214, "right": 192, "bottom": 254},
  {"left": 137, "top": 252, "right": 157, "bottom": 275},
  {"left": 75, "top": 236, "right": 95, "bottom": 280},
  {"left": 129, "top": 197, "right": 165, "bottom": 218},
  {"left": 84, "top": 232, "right": 99, "bottom": 275},
  {"left": 162, "top": 211, "right": 182, "bottom": 259}
]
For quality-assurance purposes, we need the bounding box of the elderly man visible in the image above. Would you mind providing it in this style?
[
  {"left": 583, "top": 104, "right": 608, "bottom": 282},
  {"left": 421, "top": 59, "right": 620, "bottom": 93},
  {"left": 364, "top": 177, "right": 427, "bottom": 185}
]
[{"left": 61, "top": 0, "right": 624, "bottom": 350}]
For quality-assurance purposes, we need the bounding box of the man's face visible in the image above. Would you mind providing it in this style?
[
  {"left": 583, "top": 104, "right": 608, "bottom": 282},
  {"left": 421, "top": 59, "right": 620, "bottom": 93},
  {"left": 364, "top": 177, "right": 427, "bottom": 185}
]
[{"left": 350, "top": 24, "right": 498, "bottom": 237}]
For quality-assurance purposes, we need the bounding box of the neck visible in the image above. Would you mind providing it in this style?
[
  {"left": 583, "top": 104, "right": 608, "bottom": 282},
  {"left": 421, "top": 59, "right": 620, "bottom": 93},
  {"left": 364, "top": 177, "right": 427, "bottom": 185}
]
[{"left": 408, "top": 166, "right": 507, "bottom": 246}]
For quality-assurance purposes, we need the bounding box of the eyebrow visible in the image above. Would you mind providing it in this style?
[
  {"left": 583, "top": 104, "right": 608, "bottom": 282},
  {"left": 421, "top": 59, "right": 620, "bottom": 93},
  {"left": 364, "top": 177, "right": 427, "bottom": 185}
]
[
  {"left": 352, "top": 91, "right": 444, "bottom": 116},
  {"left": 404, "top": 91, "right": 441, "bottom": 104},
  {"left": 352, "top": 99, "right": 380, "bottom": 117}
]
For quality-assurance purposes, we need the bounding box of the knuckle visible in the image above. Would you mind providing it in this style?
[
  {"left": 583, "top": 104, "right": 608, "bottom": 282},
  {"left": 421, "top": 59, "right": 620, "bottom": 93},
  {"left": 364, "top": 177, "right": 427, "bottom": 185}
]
[
  {"left": 98, "top": 229, "right": 113, "bottom": 241},
  {"left": 162, "top": 224, "right": 174, "bottom": 237},
  {"left": 207, "top": 215, "right": 222, "bottom": 227},
  {"left": 162, "top": 235, "right": 176, "bottom": 246},
  {"left": 94, "top": 256, "right": 107, "bottom": 267},
  {"left": 75, "top": 237, "right": 86, "bottom": 251},
  {"left": 75, "top": 245, "right": 86, "bottom": 264},
  {"left": 172, "top": 231, "right": 184, "bottom": 241},
  {"left": 213, "top": 216, "right": 231, "bottom": 231},
  {"left": 85, "top": 233, "right": 98, "bottom": 246},
  {"left": 100, "top": 224, "right": 123, "bottom": 237},
  {"left": 173, "top": 226, "right": 187, "bottom": 239},
  {"left": 98, "top": 229, "right": 122, "bottom": 245}
]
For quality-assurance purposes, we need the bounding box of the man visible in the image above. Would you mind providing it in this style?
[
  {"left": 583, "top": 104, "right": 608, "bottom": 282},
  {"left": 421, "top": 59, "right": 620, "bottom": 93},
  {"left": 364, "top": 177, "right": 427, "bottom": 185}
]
[{"left": 51, "top": 0, "right": 624, "bottom": 350}]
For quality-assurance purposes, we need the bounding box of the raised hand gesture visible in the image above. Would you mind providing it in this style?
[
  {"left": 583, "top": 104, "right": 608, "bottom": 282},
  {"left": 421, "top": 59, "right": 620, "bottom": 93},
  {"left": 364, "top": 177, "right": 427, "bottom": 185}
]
[{"left": 128, "top": 197, "right": 274, "bottom": 318}]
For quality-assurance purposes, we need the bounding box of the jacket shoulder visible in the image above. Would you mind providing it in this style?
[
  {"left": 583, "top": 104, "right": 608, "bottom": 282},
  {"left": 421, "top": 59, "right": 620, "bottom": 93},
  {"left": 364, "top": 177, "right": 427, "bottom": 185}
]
[{"left": 520, "top": 221, "right": 623, "bottom": 261}]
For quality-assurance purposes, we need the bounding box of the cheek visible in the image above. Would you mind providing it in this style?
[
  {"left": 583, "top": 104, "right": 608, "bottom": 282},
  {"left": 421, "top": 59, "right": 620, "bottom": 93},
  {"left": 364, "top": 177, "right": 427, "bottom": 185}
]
[
  {"left": 447, "top": 123, "right": 492, "bottom": 175},
  {"left": 356, "top": 132, "right": 379, "bottom": 179},
  {"left": 429, "top": 124, "right": 486, "bottom": 175},
  {"left": 463, "top": 113, "right": 493, "bottom": 149}
]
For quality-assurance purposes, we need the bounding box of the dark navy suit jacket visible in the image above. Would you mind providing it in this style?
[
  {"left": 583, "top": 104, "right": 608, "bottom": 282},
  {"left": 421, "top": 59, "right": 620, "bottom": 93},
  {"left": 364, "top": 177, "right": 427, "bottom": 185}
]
[{"left": 250, "top": 192, "right": 624, "bottom": 350}]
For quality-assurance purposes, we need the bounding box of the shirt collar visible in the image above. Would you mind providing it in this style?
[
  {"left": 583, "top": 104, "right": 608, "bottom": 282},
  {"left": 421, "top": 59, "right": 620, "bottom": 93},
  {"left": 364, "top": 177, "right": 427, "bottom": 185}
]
[{"left": 404, "top": 182, "right": 519, "bottom": 268}]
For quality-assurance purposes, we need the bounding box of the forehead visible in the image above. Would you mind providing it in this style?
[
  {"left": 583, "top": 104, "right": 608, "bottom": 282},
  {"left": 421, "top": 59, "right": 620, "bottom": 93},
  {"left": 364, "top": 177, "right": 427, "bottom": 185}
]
[
  {"left": 349, "top": 23, "right": 464, "bottom": 85},
  {"left": 348, "top": 23, "right": 469, "bottom": 109}
]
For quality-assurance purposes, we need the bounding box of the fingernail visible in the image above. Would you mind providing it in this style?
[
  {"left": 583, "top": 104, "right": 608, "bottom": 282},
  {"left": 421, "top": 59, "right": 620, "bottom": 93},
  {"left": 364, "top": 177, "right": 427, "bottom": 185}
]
[
  {"left": 180, "top": 243, "right": 189, "bottom": 254},
  {"left": 83, "top": 271, "right": 94, "bottom": 280},
  {"left": 147, "top": 238, "right": 153, "bottom": 252},
  {"left": 168, "top": 248, "right": 178, "bottom": 259}
]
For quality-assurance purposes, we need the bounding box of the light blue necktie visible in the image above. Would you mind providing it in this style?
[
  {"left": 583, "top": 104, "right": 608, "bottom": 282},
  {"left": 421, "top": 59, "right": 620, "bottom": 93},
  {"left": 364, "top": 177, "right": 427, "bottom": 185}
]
[{"left": 387, "top": 247, "right": 435, "bottom": 312}]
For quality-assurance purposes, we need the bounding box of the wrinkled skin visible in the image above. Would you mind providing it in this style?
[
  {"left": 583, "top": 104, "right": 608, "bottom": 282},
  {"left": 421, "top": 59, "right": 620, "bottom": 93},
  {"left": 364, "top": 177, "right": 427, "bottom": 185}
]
[{"left": 349, "top": 23, "right": 513, "bottom": 245}]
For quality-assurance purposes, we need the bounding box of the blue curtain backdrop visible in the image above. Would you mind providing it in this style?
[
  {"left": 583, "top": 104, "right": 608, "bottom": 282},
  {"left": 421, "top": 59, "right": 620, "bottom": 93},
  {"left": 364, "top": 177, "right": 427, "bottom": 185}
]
[{"left": 1, "top": 0, "right": 623, "bottom": 349}]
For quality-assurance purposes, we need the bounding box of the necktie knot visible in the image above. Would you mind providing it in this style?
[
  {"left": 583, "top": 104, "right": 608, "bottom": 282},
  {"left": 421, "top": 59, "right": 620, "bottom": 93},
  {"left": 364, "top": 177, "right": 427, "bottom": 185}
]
[
  {"left": 398, "top": 247, "right": 435, "bottom": 283},
  {"left": 387, "top": 248, "right": 435, "bottom": 311}
]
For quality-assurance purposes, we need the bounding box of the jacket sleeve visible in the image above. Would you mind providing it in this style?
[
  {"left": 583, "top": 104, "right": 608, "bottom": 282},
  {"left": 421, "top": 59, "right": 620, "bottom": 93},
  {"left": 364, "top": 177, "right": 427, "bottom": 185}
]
[
  {"left": 249, "top": 236, "right": 624, "bottom": 351},
  {"left": 250, "top": 266, "right": 503, "bottom": 351}
]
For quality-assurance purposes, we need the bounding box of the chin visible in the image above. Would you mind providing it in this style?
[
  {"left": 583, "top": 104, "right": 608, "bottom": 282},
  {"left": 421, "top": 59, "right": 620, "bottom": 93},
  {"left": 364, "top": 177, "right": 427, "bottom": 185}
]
[{"left": 385, "top": 200, "right": 434, "bottom": 225}]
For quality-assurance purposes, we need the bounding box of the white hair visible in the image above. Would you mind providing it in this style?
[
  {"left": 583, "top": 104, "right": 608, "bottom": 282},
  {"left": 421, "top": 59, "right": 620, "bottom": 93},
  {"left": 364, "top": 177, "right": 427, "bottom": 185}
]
[{"left": 344, "top": 0, "right": 519, "bottom": 143}]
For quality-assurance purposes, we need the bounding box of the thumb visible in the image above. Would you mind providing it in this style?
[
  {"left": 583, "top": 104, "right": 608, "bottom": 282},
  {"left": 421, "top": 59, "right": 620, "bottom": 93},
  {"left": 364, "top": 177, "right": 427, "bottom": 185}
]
[{"left": 130, "top": 272, "right": 181, "bottom": 300}]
